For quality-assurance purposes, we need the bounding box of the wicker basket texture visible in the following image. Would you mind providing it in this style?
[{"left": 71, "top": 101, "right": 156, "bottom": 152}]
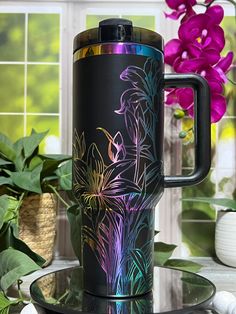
[{"left": 19, "top": 193, "right": 57, "bottom": 267}]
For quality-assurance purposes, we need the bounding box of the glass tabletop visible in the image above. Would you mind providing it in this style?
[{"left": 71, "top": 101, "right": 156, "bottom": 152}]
[{"left": 30, "top": 266, "right": 216, "bottom": 314}]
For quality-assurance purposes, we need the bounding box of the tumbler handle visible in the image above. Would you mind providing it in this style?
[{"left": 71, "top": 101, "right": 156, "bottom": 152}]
[{"left": 164, "top": 73, "right": 211, "bottom": 188}]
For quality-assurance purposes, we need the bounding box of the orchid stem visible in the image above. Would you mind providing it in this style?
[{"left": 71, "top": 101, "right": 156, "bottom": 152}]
[
  {"left": 227, "top": 76, "right": 236, "bottom": 85},
  {"left": 197, "top": 0, "right": 216, "bottom": 7},
  {"left": 198, "top": 0, "right": 236, "bottom": 8}
]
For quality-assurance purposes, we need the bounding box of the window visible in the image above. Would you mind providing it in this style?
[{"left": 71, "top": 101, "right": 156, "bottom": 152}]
[
  {"left": 0, "top": 6, "right": 61, "bottom": 153},
  {"left": 181, "top": 11, "right": 236, "bottom": 257}
]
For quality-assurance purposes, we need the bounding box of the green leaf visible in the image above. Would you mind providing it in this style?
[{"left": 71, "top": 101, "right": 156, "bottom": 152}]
[
  {"left": 67, "top": 204, "right": 82, "bottom": 261},
  {"left": 10, "top": 164, "right": 43, "bottom": 194},
  {"left": 0, "top": 196, "right": 18, "bottom": 229},
  {"left": 182, "top": 197, "right": 236, "bottom": 210},
  {"left": 181, "top": 274, "right": 211, "bottom": 287},
  {"left": 44, "top": 297, "right": 59, "bottom": 304},
  {"left": 0, "top": 133, "right": 16, "bottom": 162},
  {"left": 154, "top": 242, "right": 177, "bottom": 266},
  {"left": 13, "top": 137, "right": 23, "bottom": 155},
  {"left": 0, "top": 195, "right": 9, "bottom": 211},
  {"left": 0, "top": 223, "right": 45, "bottom": 266},
  {"left": 42, "top": 175, "right": 58, "bottom": 184},
  {"left": 0, "top": 291, "right": 19, "bottom": 312},
  {"left": 10, "top": 226, "right": 45, "bottom": 267},
  {"left": 0, "top": 248, "right": 41, "bottom": 291},
  {"left": 0, "top": 223, "right": 11, "bottom": 253},
  {"left": 0, "top": 291, "right": 11, "bottom": 313},
  {"left": 0, "top": 159, "right": 12, "bottom": 166},
  {"left": 41, "top": 157, "right": 71, "bottom": 180},
  {"left": 27, "top": 156, "right": 43, "bottom": 171},
  {"left": 0, "top": 206, "right": 6, "bottom": 230},
  {"left": 0, "top": 177, "right": 12, "bottom": 187},
  {"left": 56, "top": 160, "right": 72, "bottom": 191},
  {"left": 0, "top": 195, "right": 17, "bottom": 210},
  {"left": 30, "top": 283, "right": 45, "bottom": 302},
  {"left": 12, "top": 137, "right": 25, "bottom": 171},
  {"left": 22, "top": 130, "right": 48, "bottom": 160},
  {"left": 12, "top": 130, "right": 48, "bottom": 171},
  {"left": 164, "top": 259, "right": 202, "bottom": 273},
  {"left": 42, "top": 154, "right": 71, "bottom": 161}
]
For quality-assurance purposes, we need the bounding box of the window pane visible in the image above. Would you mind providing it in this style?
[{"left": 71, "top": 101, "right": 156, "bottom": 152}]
[
  {"left": 27, "top": 65, "right": 59, "bottom": 113},
  {"left": 27, "top": 115, "right": 60, "bottom": 153},
  {"left": 0, "top": 13, "right": 25, "bottom": 61},
  {"left": 86, "top": 15, "right": 118, "bottom": 29},
  {"left": 0, "top": 65, "right": 24, "bottom": 112},
  {"left": 0, "top": 115, "right": 24, "bottom": 141},
  {"left": 122, "top": 15, "right": 155, "bottom": 30},
  {"left": 182, "top": 119, "right": 217, "bottom": 168},
  {"left": 28, "top": 14, "right": 60, "bottom": 62},
  {"left": 217, "top": 118, "right": 236, "bottom": 197},
  {"left": 182, "top": 170, "right": 216, "bottom": 220},
  {"left": 225, "top": 68, "right": 236, "bottom": 117}
]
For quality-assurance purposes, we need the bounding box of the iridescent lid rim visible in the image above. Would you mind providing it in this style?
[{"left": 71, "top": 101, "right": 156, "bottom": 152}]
[
  {"left": 73, "top": 43, "right": 163, "bottom": 62},
  {"left": 73, "top": 27, "right": 163, "bottom": 53}
]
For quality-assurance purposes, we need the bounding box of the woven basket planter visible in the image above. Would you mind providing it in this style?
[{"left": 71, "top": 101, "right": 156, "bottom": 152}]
[{"left": 19, "top": 193, "right": 57, "bottom": 267}]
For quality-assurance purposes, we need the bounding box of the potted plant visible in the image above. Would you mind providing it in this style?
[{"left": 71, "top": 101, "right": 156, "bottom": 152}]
[
  {"left": 0, "top": 193, "right": 46, "bottom": 312},
  {"left": 183, "top": 197, "right": 236, "bottom": 267},
  {"left": 0, "top": 129, "right": 71, "bottom": 266}
]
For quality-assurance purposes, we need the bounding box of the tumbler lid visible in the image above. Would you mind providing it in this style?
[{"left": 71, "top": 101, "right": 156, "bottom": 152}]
[{"left": 73, "top": 18, "right": 163, "bottom": 53}]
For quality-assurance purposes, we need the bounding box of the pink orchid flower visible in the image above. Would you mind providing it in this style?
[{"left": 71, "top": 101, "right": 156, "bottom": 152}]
[
  {"left": 165, "top": 5, "right": 225, "bottom": 68},
  {"left": 166, "top": 87, "right": 227, "bottom": 123},
  {"left": 164, "top": 0, "right": 234, "bottom": 124},
  {"left": 178, "top": 6, "right": 225, "bottom": 51},
  {"left": 165, "top": 0, "right": 197, "bottom": 21},
  {"left": 165, "top": 52, "right": 234, "bottom": 122}
]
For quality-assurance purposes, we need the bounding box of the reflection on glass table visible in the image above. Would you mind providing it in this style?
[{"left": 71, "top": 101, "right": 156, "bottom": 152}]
[{"left": 30, "top": 266, "right": 216, "bottom": 314}]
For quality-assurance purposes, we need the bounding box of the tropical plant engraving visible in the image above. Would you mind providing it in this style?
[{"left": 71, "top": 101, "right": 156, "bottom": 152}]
[{"left": 73, "top": 57, "right": 163, "bottom": 296}]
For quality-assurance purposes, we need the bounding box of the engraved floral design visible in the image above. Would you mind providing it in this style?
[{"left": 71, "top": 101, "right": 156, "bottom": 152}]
[{"left": 73, "top": 57, "right": 163, "bottom": 296}]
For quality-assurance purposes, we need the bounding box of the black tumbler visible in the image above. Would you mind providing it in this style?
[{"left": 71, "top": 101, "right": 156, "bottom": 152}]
[{"left": 72, "top": 18, "right": 211, "bottom": 298}]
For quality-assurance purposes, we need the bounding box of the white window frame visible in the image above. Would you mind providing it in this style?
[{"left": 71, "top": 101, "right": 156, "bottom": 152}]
[{"left": 0, "top": 2, "right": 67, "bottom": 153}]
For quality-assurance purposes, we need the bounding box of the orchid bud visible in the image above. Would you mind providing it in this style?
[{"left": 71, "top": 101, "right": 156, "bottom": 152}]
[
  {"left": 179, "top": 130, "right": 187, "bottom": 138},
  {"left": 174, "top": 109, "right": 185, "bottom": 119}
]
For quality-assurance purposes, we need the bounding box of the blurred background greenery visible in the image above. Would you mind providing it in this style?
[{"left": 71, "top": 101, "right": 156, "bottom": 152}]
[{"left": 0, "top": 12, "right": 60, "bottom": 152}]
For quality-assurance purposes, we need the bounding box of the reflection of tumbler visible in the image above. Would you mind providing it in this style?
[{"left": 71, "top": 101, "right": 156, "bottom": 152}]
[
  {"left": 83, "top": 291, "right": 153, "bottom": 314},
  {"left": 72, "top": 18, "right": 211, "bottom": 297}
]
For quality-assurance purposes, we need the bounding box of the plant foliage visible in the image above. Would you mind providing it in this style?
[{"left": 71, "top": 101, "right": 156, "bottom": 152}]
[{"left": 0, "top": 129, "right": 71, "bottom": 195}]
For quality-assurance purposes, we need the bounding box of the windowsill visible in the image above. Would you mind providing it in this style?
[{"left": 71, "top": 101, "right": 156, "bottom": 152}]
[{"left": 191, "top": 257, "right": 236, "bottom": 297}]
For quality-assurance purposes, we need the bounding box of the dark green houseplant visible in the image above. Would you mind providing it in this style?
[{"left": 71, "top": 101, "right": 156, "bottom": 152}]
[
  {"left": 0, "top": 128, "right": 72, "bottom": 257},
  {"left": 0, "top": 129, "right": 71, "bottom": 197},
  {"left": 0, "top": 130, "right": 72, "bottom": 312}
]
